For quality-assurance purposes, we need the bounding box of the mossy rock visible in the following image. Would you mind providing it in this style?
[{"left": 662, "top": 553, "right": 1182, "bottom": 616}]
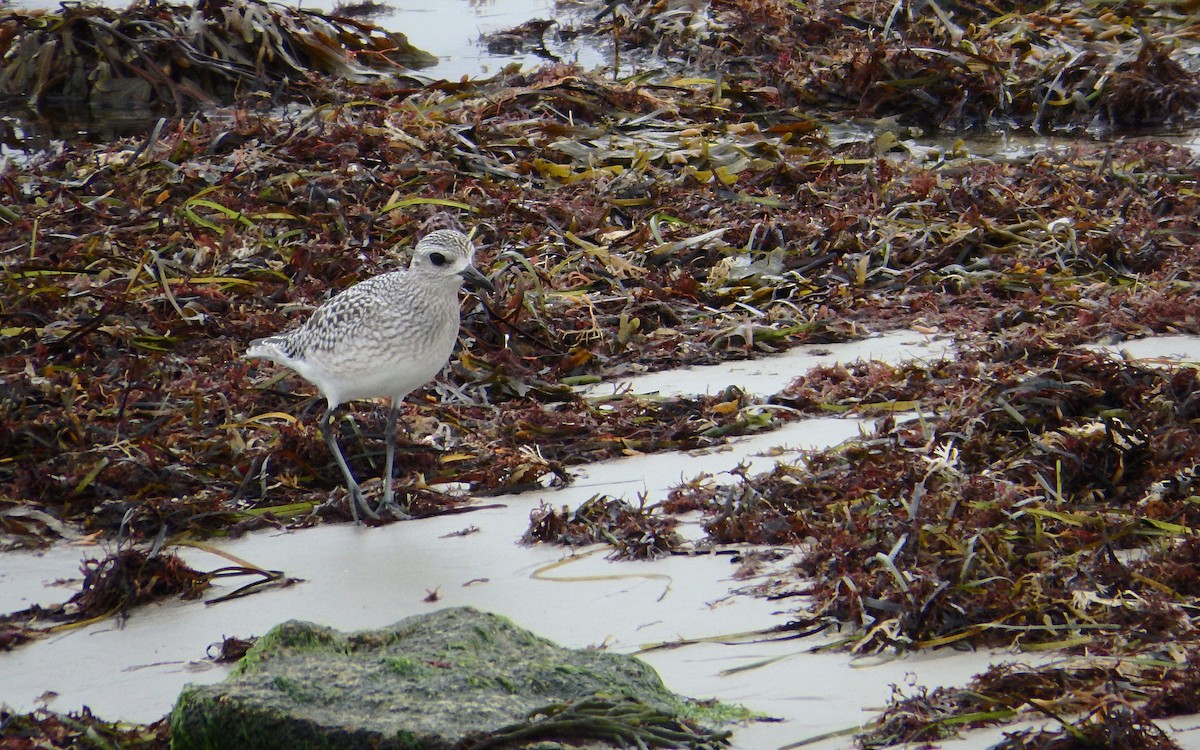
[{"left": 170, "top": 606, "right": 744, "bottom": 749}]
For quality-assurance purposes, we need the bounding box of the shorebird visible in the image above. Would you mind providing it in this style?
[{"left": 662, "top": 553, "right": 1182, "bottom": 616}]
[{"left": 245, "top": 229, "right": 492, "bottom": 523}]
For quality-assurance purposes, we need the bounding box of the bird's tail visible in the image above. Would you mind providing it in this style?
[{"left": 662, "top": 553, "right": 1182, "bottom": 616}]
[{"left": 244, "top": 337, "right": 288, "bottom": 363}]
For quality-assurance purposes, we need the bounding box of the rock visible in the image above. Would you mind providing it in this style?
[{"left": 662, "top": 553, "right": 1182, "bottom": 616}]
[{"left": 170, "top": 606, "right": 744, "bottom": 749}]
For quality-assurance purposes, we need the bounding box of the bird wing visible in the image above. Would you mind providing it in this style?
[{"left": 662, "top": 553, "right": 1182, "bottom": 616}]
[{"left": 296, "top": 283, "right": 391, "bottom": 356}]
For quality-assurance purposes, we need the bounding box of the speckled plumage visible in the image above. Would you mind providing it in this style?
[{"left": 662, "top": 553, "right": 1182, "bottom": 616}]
[{"left": 245, "top": 229, "right": 491, "bottom": 522}]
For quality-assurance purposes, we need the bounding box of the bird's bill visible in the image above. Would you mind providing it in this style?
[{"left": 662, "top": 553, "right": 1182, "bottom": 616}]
[{"left": 459, "top": 266, "right": 495, "bottom": 293}]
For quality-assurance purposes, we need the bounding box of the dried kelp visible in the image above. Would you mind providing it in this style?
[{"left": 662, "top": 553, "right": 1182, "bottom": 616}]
[
  {"left": 2, "top": 1, "right": 1199, "bottom": 744},
  {"left": 462, "top": 696, "right": 731, "bottom": 750},
  {"left": 207, "top": 634, "right": 256, "bottom": 662},
  {"left": 988, "top": 705, "right": 1179, "bottom": 750},
  {"left": 0, "top": 0, "right": 435, "bottom": 113},
  {"left": 0, "top": 706, "right": 169, "bottom": 749},
  {"left": 554, "top": 0, "right": 1200, "bottom": 132},
  {"left": 2, "top": 64, "right": 1199, "bottom": 547},
  {"left": 677, "top": 346, "right": 1200, "bottom": 653},
  {"left": 523, "top": 494, "right": 683, "bottom": 560},
  {"left": 0, "top": 547, "right": 210, "bottom": 646},
  {"left": 0, "top": 24, "right": 1197, "bottom": 734},
  {"left": 0, "top": 545, "right": 294, "bottom": 646},
  {"left": 859, "top": 661, "right": 1182, "bottom": 748}
]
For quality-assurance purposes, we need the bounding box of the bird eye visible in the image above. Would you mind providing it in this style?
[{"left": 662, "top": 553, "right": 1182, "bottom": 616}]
[{"left": 429, "top": 252, "right": 447, "bottom": 267}]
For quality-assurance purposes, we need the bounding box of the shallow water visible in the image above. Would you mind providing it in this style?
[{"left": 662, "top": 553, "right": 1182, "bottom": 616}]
[
  {"left": 5, "top": 331, "right": 1200, "bottom": 749},
  {"left": 10, "top": 0, "right": 599, "bottom": 82},
  {"left": 0, "top": 0, "right": 604, "bottom": 147},
  {"left": 8, "top": 0, "right": 1196, "bottom": 157}
]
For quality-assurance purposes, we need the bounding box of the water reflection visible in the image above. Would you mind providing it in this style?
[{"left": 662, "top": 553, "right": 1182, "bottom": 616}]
[
  {"left": 0, "top": 0, "right": 604, "bottom": 148},
  {"left": 0, "top": 107, "right": 165, "bottom": 152},
  {"left": 8, "top": 0, "right": 575, "bottom": 80}
]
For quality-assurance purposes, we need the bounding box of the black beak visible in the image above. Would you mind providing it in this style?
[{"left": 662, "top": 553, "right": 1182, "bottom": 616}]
[{"left": 459, "top": 266, "right": 494, "bottom": 294}]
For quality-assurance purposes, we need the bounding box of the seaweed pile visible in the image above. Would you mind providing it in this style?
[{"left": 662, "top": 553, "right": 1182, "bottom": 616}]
[
  {"left": 5, "top": 57, "right": 1195, "bottom": 545},
  {"left": 524, "top": 494, "right": 683, "bottom": 560},
  {"left": 0, "top": 706, "right": 169, "bottom": 748},
  {"left": 0, "top": 0, "right": 435, "bottom": 114},
  {"left": 0, "top": 542, "right": 293, "bottom": 649},
  {"left": 634, "top": 339, "right": 1200, "bottom": 747},
  {"left": 671, "top": 343, "right": 1200, "bottom": 653},
  {"left": 860, "top": 661, "right": 1184, "bottom": 748},
  {"left": 2, "top": 0, "right": 1200, "bottom": 745},
  {"left": 558, "top": 0, "right": 1200, "bottom": 132}
]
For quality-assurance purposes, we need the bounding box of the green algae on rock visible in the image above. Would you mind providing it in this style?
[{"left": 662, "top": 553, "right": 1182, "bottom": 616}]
[{"left": 169, "top": 607, "right": 743, "bottom": 750}]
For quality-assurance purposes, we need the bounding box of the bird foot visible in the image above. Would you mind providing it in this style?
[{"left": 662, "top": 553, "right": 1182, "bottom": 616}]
[
  {"left": 377, "top": 495, "right": 414, "bottom": 521},
  {"left": 349, "top": 485, "right": 381, "bottom": 524}
]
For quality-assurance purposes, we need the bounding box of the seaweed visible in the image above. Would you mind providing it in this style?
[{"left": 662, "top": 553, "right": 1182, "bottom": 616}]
[
  {"left": 3, "top": 1, "right": 1200, "bottom": 741},
  {"left": 0, "top": 544, "right": 295, "bottom": 646},
  {"left": 860, "top": 662, "right": 1182, "bottom": 748},
  {"left": 0, "top": 0, "right": 435, "bottom": 114},
  {"left": 0, "top": 706, "right": 169, "bottom": 749},
  {"left": 547, "top": 0, "right": 1200, "bottom": 132},
  {"left": 523, "top": 494, "right": 683, "bottom": 560},
  {"left": 672, "top": 345, "right": 1200, "bottom": 653}
]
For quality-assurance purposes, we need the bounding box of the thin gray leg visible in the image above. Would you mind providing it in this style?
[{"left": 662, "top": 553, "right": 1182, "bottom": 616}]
[
  {"left": 379, "top": 398, "right": 413, "bottom": 520},
  {"left": 320, "top": 406, "right": 378, "bottom": 523}
]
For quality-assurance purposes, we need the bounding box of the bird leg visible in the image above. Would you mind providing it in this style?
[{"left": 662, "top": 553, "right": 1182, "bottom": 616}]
[
  {"left": 319, "top": 406, "right": 379, "bottom": 523},
  {"left": 378, "top": 398, "right": 413, "bottom": 520}
]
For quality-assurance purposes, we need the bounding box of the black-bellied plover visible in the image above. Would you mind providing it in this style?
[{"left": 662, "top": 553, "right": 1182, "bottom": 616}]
[{"left": 245, "top": 229, "right": 493, "bottom": 523}]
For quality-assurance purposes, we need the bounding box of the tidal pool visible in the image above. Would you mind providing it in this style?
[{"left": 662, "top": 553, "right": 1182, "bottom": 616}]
[{"left": 8, "top": 0, "right": 600, "bottom": 81}]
